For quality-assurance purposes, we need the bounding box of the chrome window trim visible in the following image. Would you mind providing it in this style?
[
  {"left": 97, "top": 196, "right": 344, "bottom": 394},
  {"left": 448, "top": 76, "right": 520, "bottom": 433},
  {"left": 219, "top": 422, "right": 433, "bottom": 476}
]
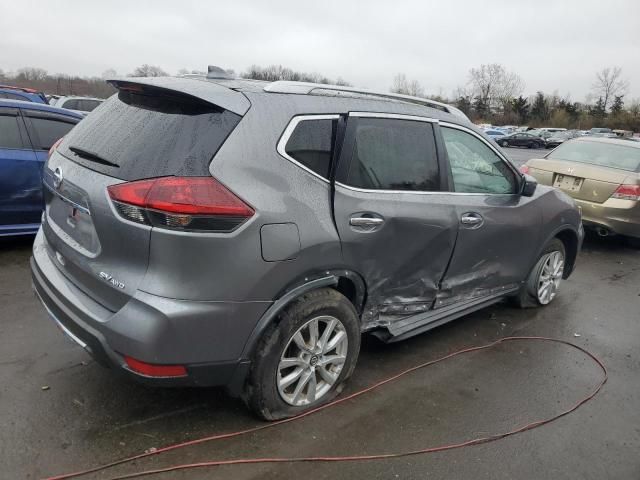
[
  {"left": 334, "top": 181, "right": 493, "bottom": 196},
  {"left": 276, "top": 114, "right": 340, "bottom": 184},
  {"left": 349, "top": 111, "right": 439, "bottom": 123}
]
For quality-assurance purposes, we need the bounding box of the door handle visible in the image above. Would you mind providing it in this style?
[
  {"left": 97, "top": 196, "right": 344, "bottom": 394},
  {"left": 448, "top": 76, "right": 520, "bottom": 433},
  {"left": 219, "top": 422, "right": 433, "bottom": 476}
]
[
  {"left": 349, "top": 216, "right": 384, "bottom": 227},
  {"left": 460, "top": 212, "right": 484, "bottom": 228}
]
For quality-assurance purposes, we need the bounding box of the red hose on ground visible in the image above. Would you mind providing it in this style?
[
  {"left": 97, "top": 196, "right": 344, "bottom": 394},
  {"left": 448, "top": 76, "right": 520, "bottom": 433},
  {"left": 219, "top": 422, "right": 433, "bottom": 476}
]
[{"left": 43, "top": 336, "right": 608, "bottom": 480}]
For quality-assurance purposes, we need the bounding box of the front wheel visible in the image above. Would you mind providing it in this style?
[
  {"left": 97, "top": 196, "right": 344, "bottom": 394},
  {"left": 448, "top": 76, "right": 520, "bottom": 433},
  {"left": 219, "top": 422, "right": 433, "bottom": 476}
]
[
  {"left": 513, "top": 239, "right": 566, "bottom": 308},
  {"left": 244, "top": 288, "right": 361, "bottom": 420},
  {"left": 500, "top": 140, "right": 509, "bottom": 147}
]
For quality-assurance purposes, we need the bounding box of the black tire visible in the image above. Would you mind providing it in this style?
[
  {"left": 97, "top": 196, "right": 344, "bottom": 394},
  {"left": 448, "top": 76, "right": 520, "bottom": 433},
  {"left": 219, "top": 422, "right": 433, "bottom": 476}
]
[
  {"left": 513, "top": 238, "right": 566, "bottom": 308},
  {"left": 244, "top": 288, "right": 361, "bottom": 420},
  {"left": 626, "top": 236, "right": 640, "bottom": 249},
  {"left": 501, "top": 140, "right": 509, "bottom": 147},
  {"left": 527, "top": 142, "right": 534, "bottom": 149}
]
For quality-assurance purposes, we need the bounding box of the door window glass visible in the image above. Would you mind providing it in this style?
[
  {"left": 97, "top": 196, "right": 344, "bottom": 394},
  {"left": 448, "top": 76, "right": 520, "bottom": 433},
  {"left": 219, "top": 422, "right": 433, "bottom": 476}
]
[
  {"left": 346, "top": 117, "right": 439, "bottom": 191},
  {"left": 442, "top": 126, "right": 517, "bottom": 194},
  {"left": 0, "top": 115, "right": 23, "bottom": 149}
]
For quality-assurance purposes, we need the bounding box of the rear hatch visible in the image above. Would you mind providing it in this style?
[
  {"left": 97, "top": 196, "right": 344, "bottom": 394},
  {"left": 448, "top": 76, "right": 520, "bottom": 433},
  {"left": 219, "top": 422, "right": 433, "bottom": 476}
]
[{"left": 41, "top": 79, "right": 247, "bottom": 311}]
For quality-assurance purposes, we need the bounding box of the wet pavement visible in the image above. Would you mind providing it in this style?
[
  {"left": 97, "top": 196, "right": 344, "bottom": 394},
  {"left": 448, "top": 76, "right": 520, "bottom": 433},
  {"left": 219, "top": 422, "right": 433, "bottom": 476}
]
[{"left": 1, "top": 228, "right": 639, "bottom": 479}]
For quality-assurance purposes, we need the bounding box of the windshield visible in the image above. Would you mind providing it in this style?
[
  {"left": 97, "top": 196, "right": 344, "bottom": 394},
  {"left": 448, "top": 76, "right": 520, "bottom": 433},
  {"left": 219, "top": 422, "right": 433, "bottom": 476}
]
[{"left": 547, "top": 141, "right": 640, "bottom": 172}]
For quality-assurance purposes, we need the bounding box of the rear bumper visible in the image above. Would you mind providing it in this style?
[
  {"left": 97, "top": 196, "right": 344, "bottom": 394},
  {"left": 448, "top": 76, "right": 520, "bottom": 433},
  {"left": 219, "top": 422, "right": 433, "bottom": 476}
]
[
  {"left": 30, "top": 230, "right": 269, "bottom": 389},
  {"left": 575, "top": 197, "right": 640, "bottom": 238}
]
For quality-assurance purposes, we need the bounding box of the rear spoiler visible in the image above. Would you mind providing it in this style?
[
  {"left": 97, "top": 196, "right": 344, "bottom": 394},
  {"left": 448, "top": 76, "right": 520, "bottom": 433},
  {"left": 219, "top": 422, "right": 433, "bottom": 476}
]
[{"left": 107, "top": 77, "right": 250, "bottom": 116}]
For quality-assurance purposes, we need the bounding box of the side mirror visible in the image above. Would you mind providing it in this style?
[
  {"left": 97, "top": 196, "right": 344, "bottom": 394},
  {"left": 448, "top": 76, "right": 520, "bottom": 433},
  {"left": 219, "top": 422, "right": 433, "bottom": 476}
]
[{"left": 521, "top": 174, "right": 537, "bottom": 197}]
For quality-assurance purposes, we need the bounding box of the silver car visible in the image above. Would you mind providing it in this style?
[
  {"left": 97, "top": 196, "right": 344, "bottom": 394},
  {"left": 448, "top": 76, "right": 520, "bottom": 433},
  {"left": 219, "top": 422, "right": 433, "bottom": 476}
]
[{"left": 31, "top": 73, "right": 583, "bottom": 420}]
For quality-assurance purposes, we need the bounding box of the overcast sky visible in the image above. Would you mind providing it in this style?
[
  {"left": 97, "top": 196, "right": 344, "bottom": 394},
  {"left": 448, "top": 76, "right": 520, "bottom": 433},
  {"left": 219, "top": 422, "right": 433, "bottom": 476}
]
[{"left": 2, "top": 0, "right": 639, "bottom": 101}]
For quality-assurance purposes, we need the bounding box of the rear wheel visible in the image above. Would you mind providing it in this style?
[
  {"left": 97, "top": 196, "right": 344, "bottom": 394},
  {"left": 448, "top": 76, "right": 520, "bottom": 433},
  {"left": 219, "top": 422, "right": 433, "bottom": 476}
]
[
  {"left": 244, "top": 288, "right": 360, "bottom": 420},
  {"left": 513, "top": 239, "right": 566, "bottom": 308},
  {"left": 527, "top": 142, "right": 534, "bottom": 149}
]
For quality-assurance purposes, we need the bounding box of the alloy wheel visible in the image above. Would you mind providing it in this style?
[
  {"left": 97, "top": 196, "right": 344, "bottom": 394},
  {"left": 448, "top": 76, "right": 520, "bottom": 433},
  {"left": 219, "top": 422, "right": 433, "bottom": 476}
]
[
  {"left": 277, "top": 315, "right": 348, "bottom": 406},
  {"left": 536, "top": 251, "right": 564, "bottom": 305}
]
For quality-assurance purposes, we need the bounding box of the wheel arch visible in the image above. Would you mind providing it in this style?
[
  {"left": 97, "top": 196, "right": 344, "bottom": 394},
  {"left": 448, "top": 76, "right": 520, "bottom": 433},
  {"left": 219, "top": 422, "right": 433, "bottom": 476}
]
[
  {"left": 239, "top": 269, "right": 366, "bottom": 362},
  {"left": 554, "top": 228, "right": 580, "bottom": 278}
]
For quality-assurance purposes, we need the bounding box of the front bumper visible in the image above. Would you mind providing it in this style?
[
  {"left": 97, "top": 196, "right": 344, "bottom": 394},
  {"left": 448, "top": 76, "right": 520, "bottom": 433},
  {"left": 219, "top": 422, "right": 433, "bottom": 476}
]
[
  {"left": 30, "top": 230, "right": 270, "bottom": 389},
  {"left": 574, "top": 197, "right": 640, "bottom": 238}
]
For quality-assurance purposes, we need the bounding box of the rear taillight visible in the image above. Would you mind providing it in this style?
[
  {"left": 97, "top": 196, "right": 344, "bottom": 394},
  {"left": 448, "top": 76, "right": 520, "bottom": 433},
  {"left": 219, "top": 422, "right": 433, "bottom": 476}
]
[
  {"left": 519, "top": 164, "right": 530, "bottom": 174},
  {"left": 48, "top": 137, "right": 63, "bottom": 158},
  {"left": 107, "top": 176, "right": 254, "bottom": 232},
  {"left": 611, "top": 184, "right": 640, "bottom": 201}
]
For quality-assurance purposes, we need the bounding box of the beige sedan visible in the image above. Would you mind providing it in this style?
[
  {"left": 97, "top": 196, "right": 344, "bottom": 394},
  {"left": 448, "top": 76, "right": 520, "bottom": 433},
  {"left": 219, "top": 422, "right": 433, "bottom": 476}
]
[{"left": 522, "top": 137, "right": 640, "bottom": 240}]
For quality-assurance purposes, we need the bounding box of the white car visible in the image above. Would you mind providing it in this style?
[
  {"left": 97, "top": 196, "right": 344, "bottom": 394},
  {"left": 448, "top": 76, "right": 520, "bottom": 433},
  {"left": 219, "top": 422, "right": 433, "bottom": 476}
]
[{"left": 51, "top": 96, "right": 103, "bottom": 116}]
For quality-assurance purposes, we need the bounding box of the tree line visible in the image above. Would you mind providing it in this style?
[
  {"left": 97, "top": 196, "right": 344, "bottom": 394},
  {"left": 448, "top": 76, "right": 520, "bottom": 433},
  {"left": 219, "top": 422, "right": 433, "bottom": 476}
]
[
  {"left": 392, "top": 64, "right": 638, "bottom": 131},
  {"left": 2, "top": 62, "right": 637, "bottom": 131}
]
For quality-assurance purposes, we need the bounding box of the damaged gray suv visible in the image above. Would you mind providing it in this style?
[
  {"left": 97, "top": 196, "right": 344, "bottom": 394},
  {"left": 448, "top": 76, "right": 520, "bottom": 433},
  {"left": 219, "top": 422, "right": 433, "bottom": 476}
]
[{"left": 32, "top": 71, "right": 583, "bottom": 420}]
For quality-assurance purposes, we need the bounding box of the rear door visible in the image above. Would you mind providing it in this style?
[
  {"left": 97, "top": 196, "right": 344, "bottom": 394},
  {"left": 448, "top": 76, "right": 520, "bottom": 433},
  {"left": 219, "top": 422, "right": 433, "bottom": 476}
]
[
  {"left": 0, "top": 107, "right": 41, "bottom": 233},
  {"left": 435, "top": 123, "right": 541, "bottom": 306},
  {"left": 333, "top": 112, "right": 458, "bottom": 328}
]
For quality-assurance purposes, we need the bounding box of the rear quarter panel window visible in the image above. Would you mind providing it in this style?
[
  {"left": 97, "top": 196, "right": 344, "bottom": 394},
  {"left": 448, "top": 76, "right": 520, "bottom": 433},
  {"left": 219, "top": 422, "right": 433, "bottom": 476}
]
[{"left": 284, "top": 118, "right": 336, "bottom": 179}]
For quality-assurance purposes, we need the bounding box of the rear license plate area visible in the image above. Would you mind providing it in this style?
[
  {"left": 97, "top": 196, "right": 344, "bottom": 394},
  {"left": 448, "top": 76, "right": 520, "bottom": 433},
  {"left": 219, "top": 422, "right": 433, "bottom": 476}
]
[{"left": 554, "top": 174, "right": 583, "bottom": 192}]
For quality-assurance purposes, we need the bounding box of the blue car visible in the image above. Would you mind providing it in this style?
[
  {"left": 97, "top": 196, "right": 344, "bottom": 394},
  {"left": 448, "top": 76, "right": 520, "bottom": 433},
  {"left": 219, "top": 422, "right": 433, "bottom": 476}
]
[
  {"left": 0, "top": 85, "right": 48, "bottom": 104},
  {"left": 1, "top": 100, "right": 82, "bottom": 236}
]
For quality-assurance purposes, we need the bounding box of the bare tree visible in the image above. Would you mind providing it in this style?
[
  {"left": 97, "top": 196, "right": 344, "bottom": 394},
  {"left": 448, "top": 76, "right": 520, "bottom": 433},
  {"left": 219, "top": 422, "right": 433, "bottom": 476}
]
[
  {"left": 592, "top": 66, "right": 628, "bottom": 111},
  {"left": 16, "top": 67, "right": 48, "bottom": 81},
  {"left": 101, "top": 68, "right": 117, "bottom": 79},
  {"left": 241, "top": 64, "right": 350, "bottom": 86},
  {"left": 390, "top": 73, "right": 424, "bottom": 97},
  {"left": 468, "top": 64, "right": 524, "bottom": 110},
  {"left": 129, "top": 64, "right": 168, "bottom": 77}
]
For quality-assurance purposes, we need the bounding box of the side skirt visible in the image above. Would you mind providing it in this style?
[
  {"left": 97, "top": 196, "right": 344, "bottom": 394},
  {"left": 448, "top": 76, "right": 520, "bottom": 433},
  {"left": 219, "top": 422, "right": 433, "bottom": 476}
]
[{"left": 376, "top": 287, "right": 519, "bottom": 343}]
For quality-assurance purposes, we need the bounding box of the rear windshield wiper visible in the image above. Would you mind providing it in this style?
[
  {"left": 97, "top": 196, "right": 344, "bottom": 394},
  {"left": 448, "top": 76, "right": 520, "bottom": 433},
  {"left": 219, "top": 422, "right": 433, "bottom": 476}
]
[{"left": 68, "top": 146, "right": 119, "bottom": 168}]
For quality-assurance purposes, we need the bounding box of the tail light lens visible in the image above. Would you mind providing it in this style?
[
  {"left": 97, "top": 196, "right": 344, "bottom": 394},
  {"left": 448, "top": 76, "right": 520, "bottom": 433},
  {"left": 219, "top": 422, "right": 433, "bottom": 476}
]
[
  {"left": 611, "top": 184, "right": 640, "bottom": 201},
  {"left": 519, "top": 164, "right": 530, "bottom": 175},
  {"left": 108, "top": 176, "right": 254, "bottom": 232},
  {"left": 124, "top": 356, "right": 187, "bottom": 378},
  {"left": 48, "top": 137, "right": 63, "bottom": 158}
]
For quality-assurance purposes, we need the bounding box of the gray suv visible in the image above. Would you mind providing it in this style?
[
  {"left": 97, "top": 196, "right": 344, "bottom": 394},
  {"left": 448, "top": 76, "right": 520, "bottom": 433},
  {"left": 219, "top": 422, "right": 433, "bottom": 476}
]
[{"left": 31, "top": 73, "right": 583, "bottom": 420}]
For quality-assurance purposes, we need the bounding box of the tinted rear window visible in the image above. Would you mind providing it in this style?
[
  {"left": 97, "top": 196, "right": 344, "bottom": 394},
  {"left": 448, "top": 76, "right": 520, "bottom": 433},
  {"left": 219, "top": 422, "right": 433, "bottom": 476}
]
[
  {"left": 548, "top": 140, "right": 640, "bottom": 172},
  {"left": 59, "top": 91, "right": 241, "bottom": 180}
]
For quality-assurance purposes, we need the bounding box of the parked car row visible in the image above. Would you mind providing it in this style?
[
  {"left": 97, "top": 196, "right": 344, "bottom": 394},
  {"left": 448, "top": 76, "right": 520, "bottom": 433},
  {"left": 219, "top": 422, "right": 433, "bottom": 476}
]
[
  {"left": 0, "top": 100, "right": 82, "bottom": 236},
  {"left": 0, "top": 85, "right": 104, "bottom": 116}
]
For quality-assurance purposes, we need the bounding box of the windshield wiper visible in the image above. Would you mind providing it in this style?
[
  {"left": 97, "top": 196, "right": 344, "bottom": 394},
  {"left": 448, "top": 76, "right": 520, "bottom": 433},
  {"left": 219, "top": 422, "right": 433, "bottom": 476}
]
[{"left": 69, "top": 146, "right": 119, "bottom": 168}]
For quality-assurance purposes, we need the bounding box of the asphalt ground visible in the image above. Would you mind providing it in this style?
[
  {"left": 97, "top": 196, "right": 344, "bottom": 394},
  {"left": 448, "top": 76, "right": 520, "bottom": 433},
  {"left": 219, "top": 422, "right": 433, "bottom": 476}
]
[{"left": 1, "top": 146, "right": 638, "bottom": 479}]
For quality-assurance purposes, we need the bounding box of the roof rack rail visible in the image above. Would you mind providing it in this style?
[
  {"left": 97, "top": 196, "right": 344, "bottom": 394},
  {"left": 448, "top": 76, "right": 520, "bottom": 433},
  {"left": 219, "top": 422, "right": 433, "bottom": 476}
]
[{"left": 263, "top": 81, "right": 469, "bottom": 121}]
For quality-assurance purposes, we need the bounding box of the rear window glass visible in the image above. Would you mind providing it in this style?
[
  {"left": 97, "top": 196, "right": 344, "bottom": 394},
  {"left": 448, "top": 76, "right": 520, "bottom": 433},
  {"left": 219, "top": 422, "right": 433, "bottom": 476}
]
[
  {"left": 79, "top": 99, "right": 101, "bottom": 112},
  {"left": 284, "top": 118, "right": 336, "bottom": 179},
  {"left": 547, "top": 141, "right": 640, "bottom": 172},
  {"left": 58, "top": 91, "right": 241, "bottom": 180}
]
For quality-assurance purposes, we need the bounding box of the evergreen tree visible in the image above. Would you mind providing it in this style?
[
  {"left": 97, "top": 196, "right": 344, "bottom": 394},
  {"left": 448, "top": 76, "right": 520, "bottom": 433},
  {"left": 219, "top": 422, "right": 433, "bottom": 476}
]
[
  {"left": 456, "top": 96, "right": 472, "bottom": 116},
  {"left": 472, "top": 96, "right": 489, "bottom": 119},
  {"left": 511, "top": 96, "right": 529, "bottom": 123},
  {"left": 610, "top": 95, "right": 624, "bottom": 115},
  {"left": 531, "top": 92, "right": 549, "bottom": 122},
  {"left": 590, "top": 97, "right": 607, "bottom": 119}
]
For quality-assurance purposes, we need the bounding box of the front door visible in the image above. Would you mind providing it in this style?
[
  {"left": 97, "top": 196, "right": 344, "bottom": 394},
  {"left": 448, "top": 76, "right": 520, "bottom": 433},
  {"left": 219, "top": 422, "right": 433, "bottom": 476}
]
[
  {"left": 435, "top": 123, "right": 542, "bottom": 307},
  {"left": 333, "top": 113, "right": 458, "bottom": 329}
]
